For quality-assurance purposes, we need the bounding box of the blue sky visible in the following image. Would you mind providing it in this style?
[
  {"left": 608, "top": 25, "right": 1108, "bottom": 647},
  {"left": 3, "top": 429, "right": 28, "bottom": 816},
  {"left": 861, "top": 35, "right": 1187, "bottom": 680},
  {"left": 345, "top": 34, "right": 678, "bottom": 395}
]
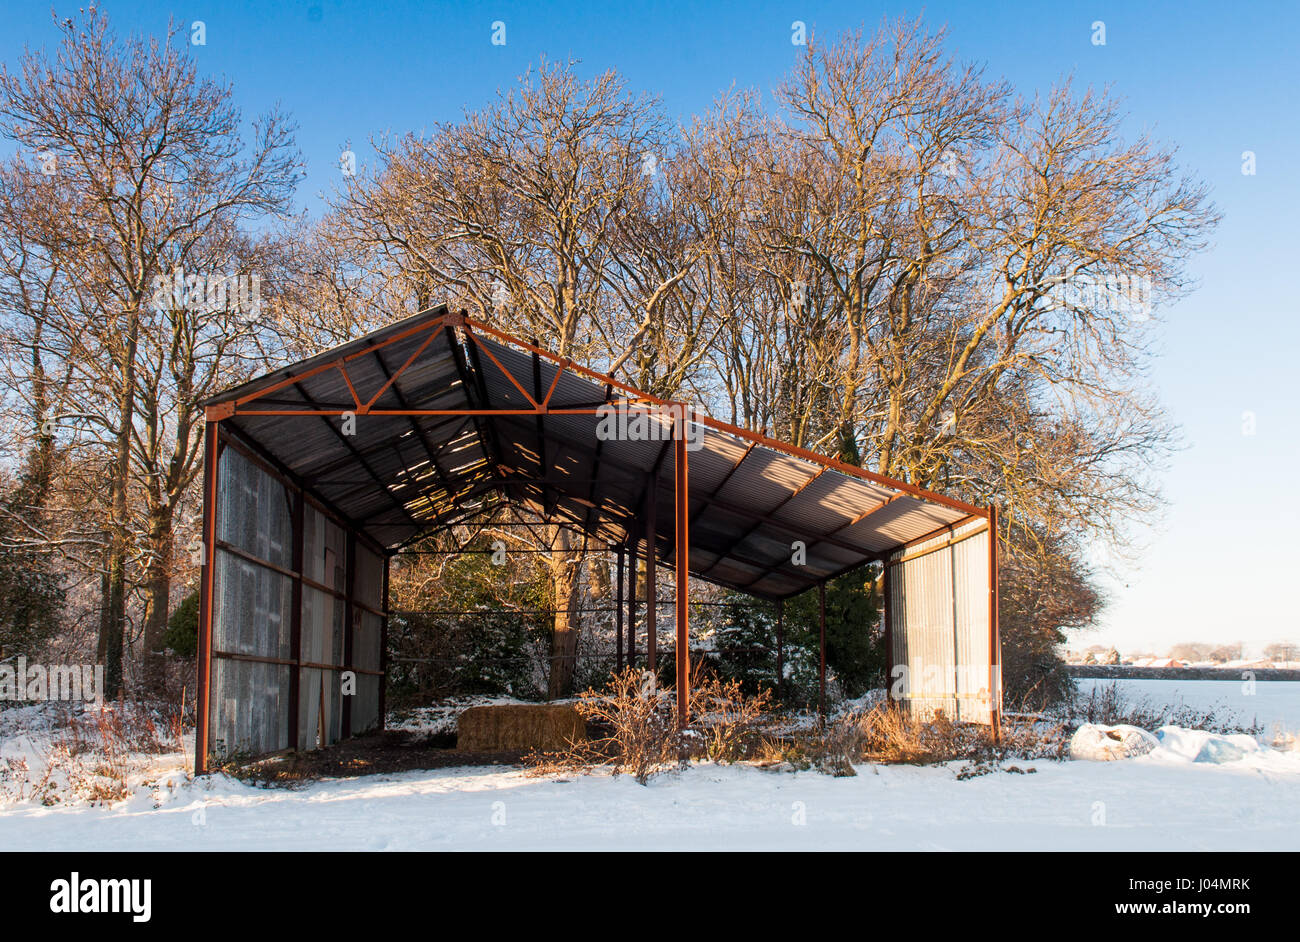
[{"left": 2, "top": 0, "right": 1296, "bottom": 654}]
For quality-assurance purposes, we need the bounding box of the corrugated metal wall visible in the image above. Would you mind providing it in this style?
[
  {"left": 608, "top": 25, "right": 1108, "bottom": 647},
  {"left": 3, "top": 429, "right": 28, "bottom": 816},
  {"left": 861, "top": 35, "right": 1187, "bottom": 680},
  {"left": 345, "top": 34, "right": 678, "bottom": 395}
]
[
  {"left": 887, "top": 517, "right": 997, "bottom": 725},
  {"left": 206, "top": 435, "right": 388, "bottom": 762}
]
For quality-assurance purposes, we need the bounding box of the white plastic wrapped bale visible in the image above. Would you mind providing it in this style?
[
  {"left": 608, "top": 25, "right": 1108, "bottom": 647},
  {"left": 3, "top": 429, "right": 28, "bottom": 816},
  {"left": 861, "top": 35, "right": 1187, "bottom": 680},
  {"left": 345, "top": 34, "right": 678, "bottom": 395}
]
[{"left": 1069, "top": 723, "right": 1160, "bottom": 760}]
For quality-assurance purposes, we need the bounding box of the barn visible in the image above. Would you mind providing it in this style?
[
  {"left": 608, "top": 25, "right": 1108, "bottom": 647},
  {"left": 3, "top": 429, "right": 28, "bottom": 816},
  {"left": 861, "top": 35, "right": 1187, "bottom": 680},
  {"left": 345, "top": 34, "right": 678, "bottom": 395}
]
[{"left": 193, "top": 305, "right": 1001, "bottom": 771}]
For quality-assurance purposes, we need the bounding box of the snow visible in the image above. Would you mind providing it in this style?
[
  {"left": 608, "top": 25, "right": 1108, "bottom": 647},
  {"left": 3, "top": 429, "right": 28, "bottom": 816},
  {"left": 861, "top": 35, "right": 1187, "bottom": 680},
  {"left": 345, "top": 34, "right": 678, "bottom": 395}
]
[
  {"left": 1152, "top": 726, "right": 1263, "bottom": 764},
  {"left": 4, "top": 678, "right": 1298, "bottom": 851},
  {"left": 3, "top": 749, "right": 1298, "bottom": 851},
  {"left": 1076, "top": 677, "right": 1300, "bottom": 734},
  {"left": 2, "top": 723, "right": 1298, "bottom": 850}
]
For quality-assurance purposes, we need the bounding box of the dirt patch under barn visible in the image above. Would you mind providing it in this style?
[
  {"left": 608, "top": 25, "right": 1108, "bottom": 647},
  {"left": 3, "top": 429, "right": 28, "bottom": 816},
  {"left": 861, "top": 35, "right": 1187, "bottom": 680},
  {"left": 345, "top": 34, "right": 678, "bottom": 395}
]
[{"left": 221, "top": 728, "right": 532, "bottom": 788}]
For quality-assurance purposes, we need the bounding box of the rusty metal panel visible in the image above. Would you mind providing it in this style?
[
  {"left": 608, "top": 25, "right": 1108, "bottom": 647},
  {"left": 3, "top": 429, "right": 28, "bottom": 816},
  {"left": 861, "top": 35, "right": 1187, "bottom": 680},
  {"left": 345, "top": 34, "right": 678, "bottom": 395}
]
[
  {"left": 303, "top": 503, "right": 346, "bottom": 590},
  {"left": 354, "top": 544, "right": 384, "bottom": 610},
  {"left": 301, "top": 584, "right": 345, "bottom": 666},
  {"left": 209, "top": 657, "right": 291, "bottom": 758},
  {"left": 354, "top": 611, "right": 383, "bottom": 673},
  {"left": 298, "top": 666, "right": 344, "bottom": 748},
  {"left": 888, "top": 518, "right": 994, "bottom": 725},
  {"left": 351, "top": 674, "right": 381, "bottom": 734},
  {"left": 952, "top": 529, "right": 992, "bottom": 722},
  {"left": 216, "top": 447, "right": 293, "bottom": 568},
  {"left": 211, "top": 549, "right": 293, "bottom": 660}
]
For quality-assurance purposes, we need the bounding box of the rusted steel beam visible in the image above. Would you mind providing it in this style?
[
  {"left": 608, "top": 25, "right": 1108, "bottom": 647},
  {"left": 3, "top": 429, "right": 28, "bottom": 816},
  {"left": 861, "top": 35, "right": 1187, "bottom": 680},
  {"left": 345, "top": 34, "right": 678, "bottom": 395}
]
[
  {"left": 341, "top": 528, "right": 356, "bottom": 741},
  {"left": 627, "top": 530, "right": 638, "bottom": 670},
  {"left": 465, "top": 326, "right": 539, "bottom": 407},
  {"left": 337, "top": 358, "right": 362, "bottom": 411},
  {"left": 460, "top": 316, "right": 986, "bottom": 517},
  {"left": 818, "top": 581, "right": 827, "bottom": 718},
  {"left": 883, "top": 561, "right": 893, "bottom": 705},
  {"left": 674, "top": 432, "right": 690, "bottom": 727},
  {"left": 289, "top": 486, "right": 304, "bottom": 751},
  {"left": 539, "top": 356, "right": 568, "bottom": 410},
  {"left": 776, "top": 598, "right": 784, "bottom": 699},
  {"left": 194, "top": 421, "right": 220, "bottom": 774},
  {"left": 379, "top": 552, "right": 390, "bottom": 732},
  {"left": 645, "top": 479, "right": 657, "bottom": 672},
  {"left": 362, "top": 324, "right": 444, "bottom": 412},
  {"left": 616, "top": 546, "right": 625, "bottom": 673},
  {"left": 988, "top": 503, "right": 1002, "bottom": 741},
  {"left": 227, "top": 314, "right": 449, "bottom": 410}
]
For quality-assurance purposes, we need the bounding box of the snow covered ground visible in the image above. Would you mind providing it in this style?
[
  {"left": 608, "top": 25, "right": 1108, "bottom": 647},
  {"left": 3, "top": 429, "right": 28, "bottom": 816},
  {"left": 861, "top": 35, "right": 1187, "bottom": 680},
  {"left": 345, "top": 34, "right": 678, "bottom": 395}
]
[
  {"left": 3, "top": 745, "right": 1298, "bottom": 851},
  {"left": 3, "top": 679, "right": 1297, "bottom": 851},
  {"left": 3, "top": 734, "right": 1298, "bottom": 851}
]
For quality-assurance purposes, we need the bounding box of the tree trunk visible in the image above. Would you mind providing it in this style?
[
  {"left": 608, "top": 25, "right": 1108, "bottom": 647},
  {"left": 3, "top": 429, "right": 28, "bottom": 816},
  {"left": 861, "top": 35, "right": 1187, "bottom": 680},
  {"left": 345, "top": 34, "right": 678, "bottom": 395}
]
[
  {"left": 140, "top": 507, "right": 174, "bottom": 696},
  {"left": 547, "top": 528, "right": 584, "bottom": 698},
  {"left": 99, "top": 318, "right": 138, "bottom": 700},
  {"left": 103, "top": 542, "right": 125, "bottom": 699}
]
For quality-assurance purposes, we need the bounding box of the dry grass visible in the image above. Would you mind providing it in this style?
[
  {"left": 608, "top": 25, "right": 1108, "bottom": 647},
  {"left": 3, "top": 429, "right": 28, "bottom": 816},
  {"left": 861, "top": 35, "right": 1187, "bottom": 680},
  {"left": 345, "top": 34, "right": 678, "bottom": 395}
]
[
  {"left": 1065, "top": 682, "right": 1263, "bottom": 735},
  {"left": 527, "top": 668, "right": 680, "bottom": 785},
  {"left": 526, "top": 672, "right": 1066, "bottom": 782},
  {"left": 687, "top": 669, "right": 774, "bottom": 764},
  {"left": 527, "top": 667, "right": 783, "bottom": 784},
  {"left": 0, "top": 700, "right": 186, "bottom": 806},
  {"left": 790, "top": 704, "right": 1067, "bottom": 776}
]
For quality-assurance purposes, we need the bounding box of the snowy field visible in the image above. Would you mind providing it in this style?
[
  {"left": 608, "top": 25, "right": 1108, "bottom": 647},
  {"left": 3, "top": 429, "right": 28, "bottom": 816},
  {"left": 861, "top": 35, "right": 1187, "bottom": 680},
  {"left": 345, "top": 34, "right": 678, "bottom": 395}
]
[
  {"left": 1077, "top": 678, "right": 1300, "bottom": 734},
  {"left": 3, "top": 679, "right": 1298, "bottom": 851},
  {"left": 3, "top": 743, "right": 1299, "bottom": 851}
]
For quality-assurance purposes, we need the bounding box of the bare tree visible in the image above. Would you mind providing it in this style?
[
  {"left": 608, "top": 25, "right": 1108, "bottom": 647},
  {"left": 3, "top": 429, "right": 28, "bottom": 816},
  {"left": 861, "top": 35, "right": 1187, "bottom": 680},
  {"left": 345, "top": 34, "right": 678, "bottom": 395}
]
[
  {"left": 335, "top": 59, "right": 710, "bottom": 695},
  {"left": 692, "top": 19, "right": 1217, "bottom": 701},
  {"left": 0, "top": 10, "right": 300, "bottom": 694}
]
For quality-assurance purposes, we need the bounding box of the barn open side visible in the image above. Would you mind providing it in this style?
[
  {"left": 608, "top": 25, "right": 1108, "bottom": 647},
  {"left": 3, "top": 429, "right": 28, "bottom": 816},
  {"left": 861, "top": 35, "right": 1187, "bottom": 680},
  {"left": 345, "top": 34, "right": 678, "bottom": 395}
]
[{"left": 193, "top": 305, "right": 1001, "bottom": 772}]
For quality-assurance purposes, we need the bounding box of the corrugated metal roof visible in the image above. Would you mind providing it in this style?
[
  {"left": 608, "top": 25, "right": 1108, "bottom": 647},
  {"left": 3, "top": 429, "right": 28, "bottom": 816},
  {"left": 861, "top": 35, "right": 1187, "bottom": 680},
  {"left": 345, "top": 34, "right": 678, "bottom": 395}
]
[{"left": 206, "top": 306, "right": 987, "bottom": 599}]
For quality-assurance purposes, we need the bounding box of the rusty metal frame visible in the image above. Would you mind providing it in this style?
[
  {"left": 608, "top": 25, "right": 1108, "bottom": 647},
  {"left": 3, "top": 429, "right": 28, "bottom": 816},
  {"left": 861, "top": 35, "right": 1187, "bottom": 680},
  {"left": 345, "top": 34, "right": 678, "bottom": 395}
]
[
  {"left": 818, "top": 581, "right": 827, "bottom": 717},
  {"left": 645, "top": 471, "right": 657, "bottom": 672},
  {"left": 673, "top": 431, "right": 690, "bottom": 725},
  {"left": 193, "top": 426, "right": 388, "bottom": 773},
  {"left": 196, "top": 306, "right": 1001, "bottom": 768},
  {"left": 615, "top": 546, "right": 625, "bottom": 673},
  {"left": 194, "top": 421, "right": 218, "bottom": 772},
  {"left": 988, "top": 503, "right": 1002, "bottom": 740},
  {"left": 211, "top": 309, "right": 984, "bottom": 516}
]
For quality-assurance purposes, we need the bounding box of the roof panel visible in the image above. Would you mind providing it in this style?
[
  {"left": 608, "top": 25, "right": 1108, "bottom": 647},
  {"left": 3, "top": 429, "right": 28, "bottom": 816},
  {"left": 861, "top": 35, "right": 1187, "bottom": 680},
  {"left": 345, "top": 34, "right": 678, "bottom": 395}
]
[{"left": 208, "top": 306, "right": 988, "bottom": 598}]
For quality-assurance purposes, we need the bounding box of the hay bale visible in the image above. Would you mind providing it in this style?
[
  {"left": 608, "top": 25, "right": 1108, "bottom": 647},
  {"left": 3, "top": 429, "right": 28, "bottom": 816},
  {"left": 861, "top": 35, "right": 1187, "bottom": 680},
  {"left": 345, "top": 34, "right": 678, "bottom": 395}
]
[
  {"left": 1069, "top": 723, "right": 1158, "bottom": 761},
  {"left": 457, "top": 703, "right": 586, "bottom": 753}
]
